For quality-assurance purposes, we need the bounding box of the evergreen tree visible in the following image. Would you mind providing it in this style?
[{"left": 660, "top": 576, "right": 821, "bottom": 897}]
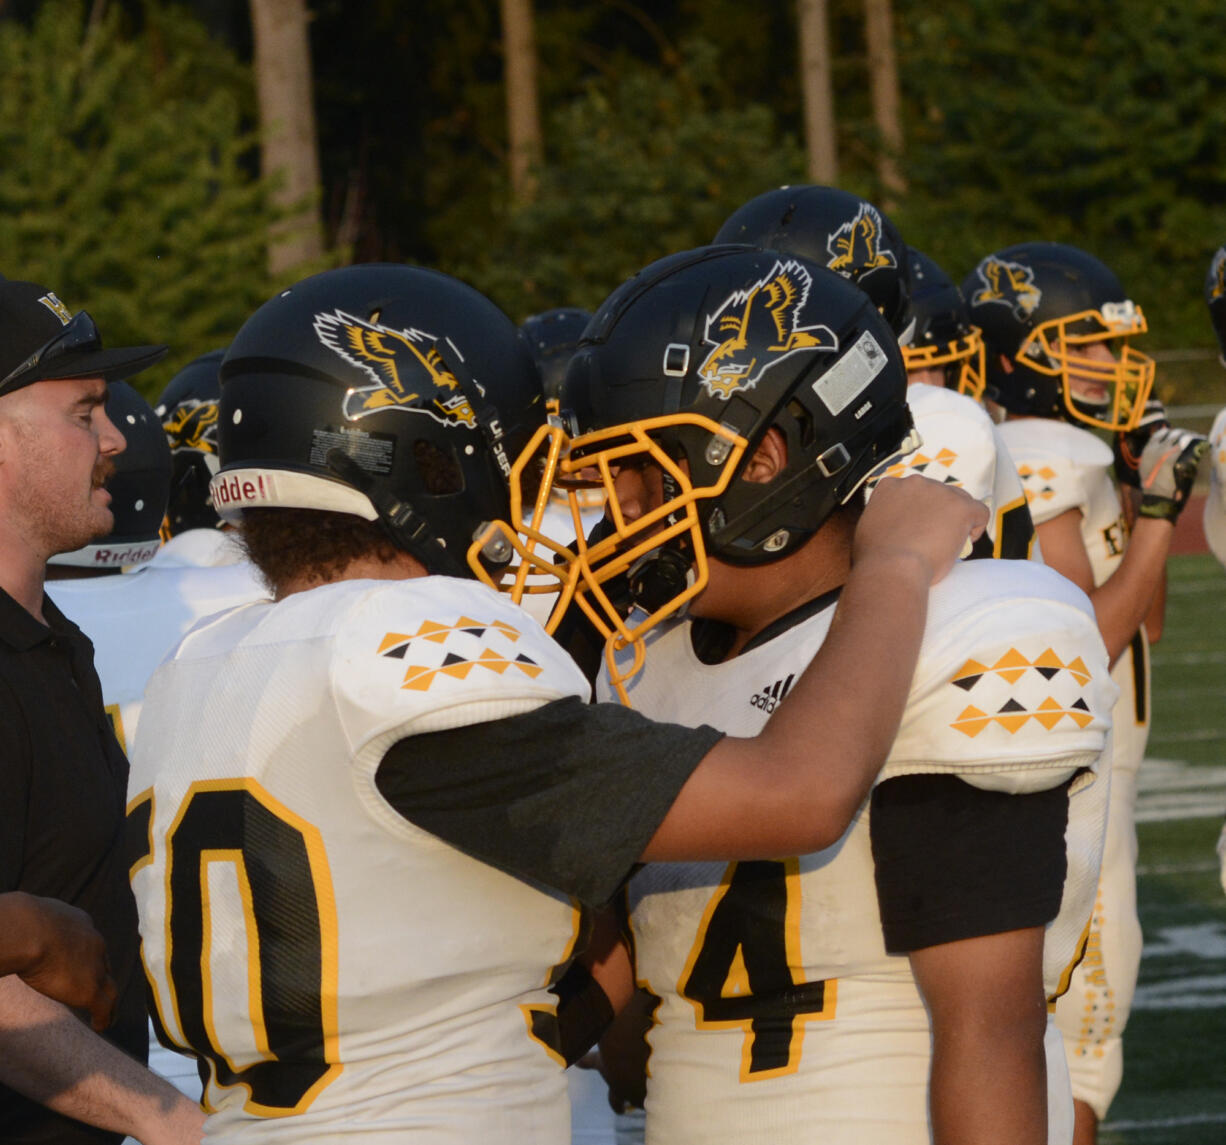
[
  {"left": 436, "top": 38, "right": 806, "bottom": 318},
  {"left": 0, "top": 0, "right": 279, "bottom": 396},
  {"left": 895, "top": 0, "right": 1226, "bottom": 352}
]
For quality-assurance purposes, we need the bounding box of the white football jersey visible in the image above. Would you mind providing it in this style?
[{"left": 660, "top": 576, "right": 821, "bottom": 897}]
[
  {"left": 46, "top": 529, "right": 267, "bottom": 753},
  {"left": 129, "top": 576, "right": 593, "bottom": 1143},
  {"left": 1204, "top": 407, "right": 1226, "bottom": 569},
  {"left": 600, "top": 561, "right": 1115, "bottom": 1144},
  {"left": 997, "top": 418, "right": 1149, "bottom": 774},
  {"left": 887, "top": 384, "right": 1039, "bottom": 561}
]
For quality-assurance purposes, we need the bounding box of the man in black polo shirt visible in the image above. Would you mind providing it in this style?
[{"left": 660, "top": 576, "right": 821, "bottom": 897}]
[{"left": 0, "top": 279, "right": 202, "bottom": 1145}]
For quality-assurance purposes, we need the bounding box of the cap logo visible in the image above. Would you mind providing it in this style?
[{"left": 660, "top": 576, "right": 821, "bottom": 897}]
[
  {"left": 826, "top": 203, "right": 898, "bottom": 280},
  {"left": 1211, "top": 248, "right": 1226, "bottom": 301},
  {"left": 162, "top": 400, "right": 218, "bottom": 454},
  {"left": 698, "top": 259, "right": 837, "bottom": 399},
  {"left": 38, "top": 293, "right": 73, "bottom": 325},
  {"left": 314, "top": 309, "right": 478, "bottom": 429},
  {"left": 970, "top": 257, "right": 1042, "bottom": 320}
]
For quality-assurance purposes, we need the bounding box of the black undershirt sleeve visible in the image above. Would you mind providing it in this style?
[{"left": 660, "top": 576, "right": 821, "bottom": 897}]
[
  {"left": 870, "top": 773, "right": 1072, "bottom": 953},
  {"left": 375, "top": 696, "right": 724, "bottom": 907}
]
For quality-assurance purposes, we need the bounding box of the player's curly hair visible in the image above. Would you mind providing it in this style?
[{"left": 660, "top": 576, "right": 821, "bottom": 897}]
[{"left": 238, "top": 508, "right": 403, "bottom": 596}]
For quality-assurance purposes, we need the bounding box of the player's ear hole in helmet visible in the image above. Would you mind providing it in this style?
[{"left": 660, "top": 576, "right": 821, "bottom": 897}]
[{"left": 208, "top": 263, "right": 545, "bottom": 589}]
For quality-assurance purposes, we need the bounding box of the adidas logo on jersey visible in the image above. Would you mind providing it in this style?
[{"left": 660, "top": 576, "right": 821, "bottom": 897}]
[{"left": 750, "top": 674, "right": 795, "bottom": 713}]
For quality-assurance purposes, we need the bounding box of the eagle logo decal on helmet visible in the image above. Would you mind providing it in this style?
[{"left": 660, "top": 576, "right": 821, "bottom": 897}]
[
  {"left": 315, "top": 309, "right": 478, "bottom": 429},
  {"left": 826, "top": 203, "right": 898, "bottom": 279},
  {"left": 970, "top": 257, "right": 1042, "bottom": 320},
  {"left": 698, "top": 259, "right": 838, "bottom": 399},
  {"left": 1211, "top": 248, "right": 1226, "bottom": 301},
  {"left": 162, "top": 400, "right": 219, "bottom": 455}
]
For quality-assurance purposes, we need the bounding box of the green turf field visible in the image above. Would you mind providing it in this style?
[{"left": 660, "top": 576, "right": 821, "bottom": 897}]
[{"left": 1101, "top": 553, "right": 1226, "bottom": 1145}]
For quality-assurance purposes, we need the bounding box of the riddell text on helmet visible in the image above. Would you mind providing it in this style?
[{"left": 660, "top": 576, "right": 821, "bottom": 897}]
[
  {"left": 211, "top": 472, "right": 273, "bottom": 509},
  {"left": 92, "top": 542, "right": 161, "bottom": 567}
]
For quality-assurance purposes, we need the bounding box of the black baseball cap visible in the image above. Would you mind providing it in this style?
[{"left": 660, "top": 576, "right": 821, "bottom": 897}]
[{"left": 0, "top": 278, "right": 167, "bottom": 396}]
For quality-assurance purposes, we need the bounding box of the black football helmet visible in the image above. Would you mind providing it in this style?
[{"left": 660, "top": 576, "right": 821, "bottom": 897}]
[
  {"left": 901, "top": 249, "right": 986, "bottom": 398},
  {"left": 536, "top": 245, "right": 915, "bottom": 699},
  {"left": 211, "top": 263, "right": 545, "bottom": 579},
  {"left": 964, "top": 242, "right": 1154, "bottom": 431},
  {"left": 713, "top": 185, "right": 912, "bottom": 339},
  {"left": 521, "top": 308, "right": 593, "bottom": 405},
  {"left": 49, "top": 381, "right": 172, "bottom": 569},
  {"left": 1206, "top": 244, "right": 1226, "bottom": 363},
  {"left": 155, "top": 349, "right": 226, "bottom": 535}
]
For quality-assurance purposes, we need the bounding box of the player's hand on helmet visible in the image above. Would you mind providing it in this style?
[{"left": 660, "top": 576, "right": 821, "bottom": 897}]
[
  {"left": 1136, "top": 425, "right": 1210, "bottom": 522},
  {"left": 6, "top": 893, "right": 119, "bottom": 1031},
  {"left": 1113, "top": 398, "right": 1169, "bottom": 487},
  {"left": 854, "top": 476, "right": 988, "bottom": 585}
]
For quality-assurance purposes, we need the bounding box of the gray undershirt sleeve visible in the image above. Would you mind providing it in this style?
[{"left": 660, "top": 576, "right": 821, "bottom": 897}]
[{"left": 375, "top": 696, "right": 724, "bottom": 906}]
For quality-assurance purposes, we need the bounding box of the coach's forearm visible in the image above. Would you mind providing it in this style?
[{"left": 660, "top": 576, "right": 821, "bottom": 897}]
[{"left": 0, "top": 976, "right": 202, "bottom": 1145}]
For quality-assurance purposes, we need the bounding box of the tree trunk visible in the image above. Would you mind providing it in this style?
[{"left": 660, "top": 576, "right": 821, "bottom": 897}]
[
  {"left": 501, "top": 0, "right": 543, "bottom": 205},
  {"left": 250, "top": 0, "right": 324, "bottom": 276},
  {"left": 797, "top": 0, "right": 837, "bottom": 185},
  {"left": 864, "top": 0, "right": 907, "bottom": 207}
]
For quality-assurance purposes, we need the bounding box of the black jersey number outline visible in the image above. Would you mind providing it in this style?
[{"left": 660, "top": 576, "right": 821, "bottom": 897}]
[
  {"left": 520, "top": 901, "right": 589, "bottom": 1066},
  {"left": 969, "top": 493, "right": 1036, "bottom": 561},
  {"left": 678, "top": 858, "right": 835, "bottom": 1082},
  {"left": 127, "top": 778, "right": 342, "bottom": 1116}
]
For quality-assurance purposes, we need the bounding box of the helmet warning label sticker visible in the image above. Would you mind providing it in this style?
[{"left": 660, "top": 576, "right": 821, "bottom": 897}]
[
  {"left": 812, "top": 329, "right": 888, "bottom": 415},
  {"left": 309, "top": 427, "right": 395, "bottom": 475}
]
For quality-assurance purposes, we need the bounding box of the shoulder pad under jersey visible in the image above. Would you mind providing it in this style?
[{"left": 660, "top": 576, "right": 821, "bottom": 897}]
[
  {"left": 996, "top": 419, "right": 1112, "bottom": 526},
  {"left": 882, "top": 561, "right": 1116, "bottom": 794},
  {"left": 328, "top": 576, "right": 591, "bottom": 758},
  {"left": 890, "top": 385, "right": 998, "bottom": 501}
]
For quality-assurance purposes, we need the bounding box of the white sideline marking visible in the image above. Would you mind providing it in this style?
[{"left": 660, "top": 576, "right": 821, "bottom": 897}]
[
  {"left": 1104, "top": 1111, "right": 1226, "bottom": 1132},
  {"left": 1142, "top": 925, "right": 1226, "bottom": 960},
  {"left": 1136, "top": 758, "right": 1226, "bottom": 822}
]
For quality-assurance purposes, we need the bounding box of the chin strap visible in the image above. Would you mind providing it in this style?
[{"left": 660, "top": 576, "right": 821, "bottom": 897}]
[
  {"left": 325, "top": 448, "right": 469, "bottom": 578},
  {"left": 627, "top": 542, "right": 694, "bottom": 615},
  {"left": 624, "top": 466, "right": 697, "bottom": 615}
]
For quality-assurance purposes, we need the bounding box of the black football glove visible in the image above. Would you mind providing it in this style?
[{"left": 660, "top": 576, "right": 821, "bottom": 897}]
[
  {"left": 1113, "top": 399, "right": 1168, "bottom": 487},
  {"left": 1137, "top": 425, "right": 1210, "bottom": 522}
]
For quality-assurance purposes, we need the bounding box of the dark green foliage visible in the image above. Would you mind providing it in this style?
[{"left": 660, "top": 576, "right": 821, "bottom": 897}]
[
  {"left": 432, "top": 39, "right": 805, "bottom": 319},
  {"left": 0, "top": 0, "right": 278, "bottom": 397},
  {"left": 3, "top": 0, "right": 1225, "bottom": 401},
  {"left": 894, "top": 0, "right": 1226, "bottom": 357}
]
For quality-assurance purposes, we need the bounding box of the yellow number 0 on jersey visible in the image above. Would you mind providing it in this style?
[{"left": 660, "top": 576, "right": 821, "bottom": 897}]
[
  {"left": 678, "top": 858, "right": 835, "bottom": 1083},
  {"left": 127, "top": 779, "right": 342, "bottom": 1116}
]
